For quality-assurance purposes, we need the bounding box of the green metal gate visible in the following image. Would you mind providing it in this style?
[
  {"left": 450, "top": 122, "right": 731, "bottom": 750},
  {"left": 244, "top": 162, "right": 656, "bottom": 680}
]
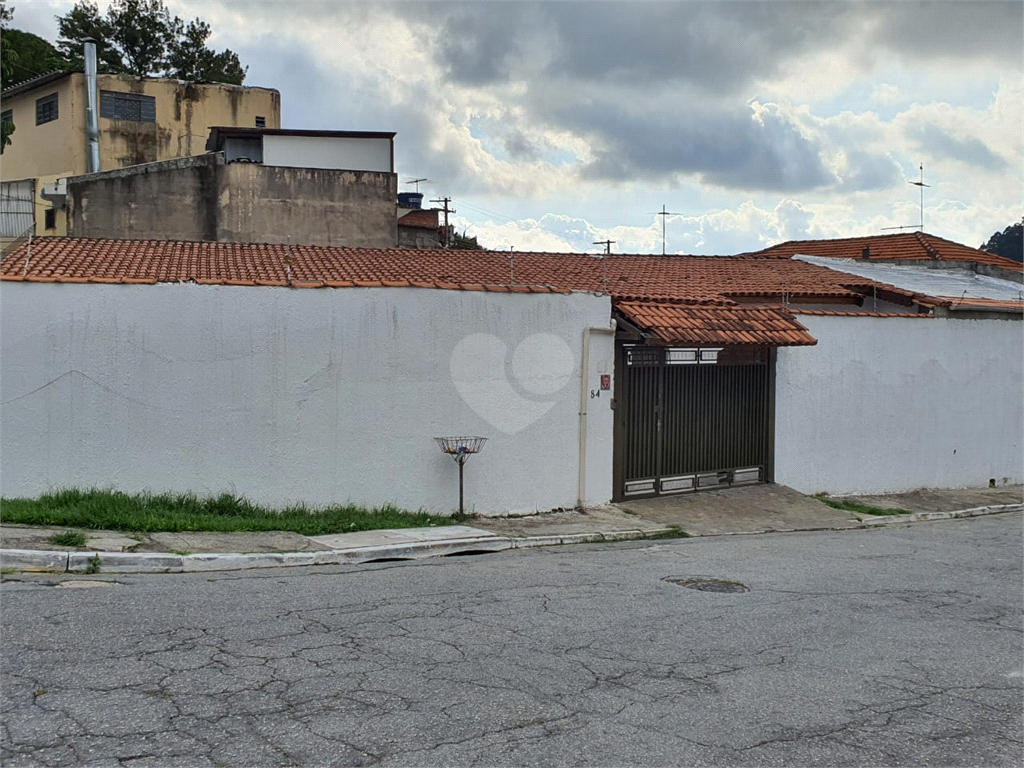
[{"left": 613, "top": 344, "right": 775, "bottom": 500}]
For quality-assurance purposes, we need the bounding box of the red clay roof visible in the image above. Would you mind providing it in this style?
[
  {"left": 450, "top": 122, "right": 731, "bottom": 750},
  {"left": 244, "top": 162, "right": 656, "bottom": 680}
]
[
  {"left": 398, "top": 209, "right": 440, "bottom": 230},
  {"left": 746, "top": 232, "right": 1023, "bottom": 272},
  {"left": 616, "top": 300, "right": 817, "bottom": 346},
  {"left": 939, "top": 296, "right": 1024, "bottom": 312},
  {"left": 790, "top": 308, "right": 932, "bottom": 318},
  {"left": 0, "top": 238, "right": 922, "bottom": 307}
]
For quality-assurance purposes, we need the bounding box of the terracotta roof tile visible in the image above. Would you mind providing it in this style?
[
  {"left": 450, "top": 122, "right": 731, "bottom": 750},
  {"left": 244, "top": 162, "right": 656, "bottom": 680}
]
[
  {"left": 397, "top": 209, "right": 440, "bottom": 230},
  {"left": 616, "top": 300, "right": 817, "bottom": 346},
  {"left": 0, "top": 237, "right": 938, "bottom": 310},
  {"left": 746, "top": 231, "right": 1023, "bottom": 272},
  {"left": 939, "top": 296, "right": 1024, "bottom": 312},
  {"left": 790, "top": 309, "right": 932, "bottom": 318}
]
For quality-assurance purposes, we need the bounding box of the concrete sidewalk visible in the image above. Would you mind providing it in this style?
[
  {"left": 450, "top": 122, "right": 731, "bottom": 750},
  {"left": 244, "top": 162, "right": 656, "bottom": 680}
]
[{"left": 2, "top": 484, "right": 1020, "bottom": 575}]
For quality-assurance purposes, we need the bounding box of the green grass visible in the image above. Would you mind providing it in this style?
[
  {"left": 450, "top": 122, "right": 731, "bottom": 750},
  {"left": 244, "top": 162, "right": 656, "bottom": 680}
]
[
  {"left": 814, "top": 495, "right": 912, "bottom": 517},
  {"left": 1, "top": 488, "right": 455, "bottom": 536},
  {"left": 48, "top": 531, "right": 88, "bottom": 547}
]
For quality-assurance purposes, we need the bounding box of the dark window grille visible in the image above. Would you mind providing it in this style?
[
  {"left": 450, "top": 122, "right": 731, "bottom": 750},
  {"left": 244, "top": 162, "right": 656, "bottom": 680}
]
[
  {"left": 255, "top": 116, "right": 266, "bottom": 128},
  {"left": 100, "top": 91, "right": 156, "bottom": 123},
  {"left": 35, "top": 94, "right": 58, "bottom": 125}
]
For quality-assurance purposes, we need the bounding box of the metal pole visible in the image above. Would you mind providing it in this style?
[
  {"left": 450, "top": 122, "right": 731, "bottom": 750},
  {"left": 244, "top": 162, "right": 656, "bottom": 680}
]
[
  {"left": 83, "top": 39, "right": 101, "bottom": 173},
  {"left": 662, "top": 205, "right": 666, "bottom": 255},
  {"left": 458, "top": 457, "right": 465, "bottom": 517}
]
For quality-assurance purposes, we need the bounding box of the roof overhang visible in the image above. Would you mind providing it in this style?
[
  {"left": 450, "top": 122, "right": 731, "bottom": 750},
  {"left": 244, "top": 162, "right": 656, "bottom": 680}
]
[{"left": 614, "top": 300, "right": 817, "bottom": 347}]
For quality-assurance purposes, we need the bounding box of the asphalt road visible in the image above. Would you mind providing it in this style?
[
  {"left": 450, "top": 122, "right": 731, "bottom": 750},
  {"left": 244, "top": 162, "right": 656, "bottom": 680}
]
[{"left": 2, "top": 513, "right": 1021, "bottom": 767}]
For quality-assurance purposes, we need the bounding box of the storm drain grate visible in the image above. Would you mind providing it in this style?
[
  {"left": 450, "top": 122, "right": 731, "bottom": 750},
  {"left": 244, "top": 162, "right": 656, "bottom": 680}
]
[{"left": 664, "top": 576, "right": 750, "bottom": 593}]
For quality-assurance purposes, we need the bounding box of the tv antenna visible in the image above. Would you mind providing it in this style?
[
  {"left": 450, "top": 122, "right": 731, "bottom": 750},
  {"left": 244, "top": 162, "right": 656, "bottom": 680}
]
[
  {"left": 406, "top": 178, "right": 428, "bottom": 192},
  {"left": 882, "top": 163, "right": 928, "bottom": 233},
  {"left": 909, "top": 163, "right": 929, "bottom": 231},
  {"left": 653, "top": 205, "right": 683, "bottom": 255},
  {"left": 593, "top": 240, "right": 614, "bottom": 293}
]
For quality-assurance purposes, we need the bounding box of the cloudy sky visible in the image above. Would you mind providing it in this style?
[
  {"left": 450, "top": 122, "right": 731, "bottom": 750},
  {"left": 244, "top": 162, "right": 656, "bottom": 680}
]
[{"left": 12, "top": 1, "right": 1023, "bottom": 254}]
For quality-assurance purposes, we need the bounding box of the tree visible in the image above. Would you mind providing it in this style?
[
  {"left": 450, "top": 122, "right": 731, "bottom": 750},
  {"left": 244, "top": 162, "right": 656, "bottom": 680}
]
[
  {"left": 55, "top": 0, "right": 246, "bottom": 84},
  {"left": 165, "top": 19, "right": 246, "bottom": 85},
  {"left": 980, "top": 220, "right": 1023, "bottom": 264},
  {"left": 54, "top": 1, "right": 122, "bottom": 73},
  {"left": 1, "top": 28, "right": 72, "bottom": 86},
  {"left": 451, "top": 230, "right": 485, "bottom": 250},
  {"left": 1, "top": 1, "right": 16, "bottom": 153}
]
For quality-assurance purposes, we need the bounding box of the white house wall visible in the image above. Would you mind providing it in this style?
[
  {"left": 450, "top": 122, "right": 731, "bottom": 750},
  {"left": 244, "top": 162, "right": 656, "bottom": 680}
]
[
  {"left": 262, "top": 135, "right": 392, "bottom": 172},
  {"left": 775, "top": 315, "right": 1023, "bottom": 495},
  {"left": 0, "top": 284, "right": 615, "bottom": 515}
]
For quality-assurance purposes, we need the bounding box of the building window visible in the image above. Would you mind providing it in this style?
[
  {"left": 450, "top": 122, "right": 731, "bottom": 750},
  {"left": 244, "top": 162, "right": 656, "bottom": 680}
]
[
  {"left": 255, "top": 116, "right": 266, "bottom": 128},
  {"left": 35, "top": 94, "right": 58, "bottom": 125},
  {"left": 44, "top": 209, "right": 56, "bottom": 230},
  {"left": 100, "top": 90, "right": 156, "bottom": 123}
]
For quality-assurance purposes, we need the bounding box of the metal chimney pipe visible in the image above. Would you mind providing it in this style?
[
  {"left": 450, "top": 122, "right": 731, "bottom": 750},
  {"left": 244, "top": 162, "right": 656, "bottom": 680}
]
[{"left": 83, "top": 39, "right": 101, "bottom": 173}]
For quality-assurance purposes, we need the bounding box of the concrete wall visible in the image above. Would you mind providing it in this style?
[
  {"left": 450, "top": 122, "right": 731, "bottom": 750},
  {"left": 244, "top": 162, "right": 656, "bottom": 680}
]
[
  {"left": 217, "top": 163, "right": 397, "bottom": 247},
  {"left": 1, "top": 74, "right": 280, "bottom": 181},
  {"left": 775, "top": 315, "right": 1023, "bottom": 494},
  {"left": 263, "top": 135, "right": 392, "bottom": 172},
  {"left": 67, "top": 154, "right": 398, "bottom": 247},
  {"left": 0, "top": 283, "right": 615, "bottom": 515}
]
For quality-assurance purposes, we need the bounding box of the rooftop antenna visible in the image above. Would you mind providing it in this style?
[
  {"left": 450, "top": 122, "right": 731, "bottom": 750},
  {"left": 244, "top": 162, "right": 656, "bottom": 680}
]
[
  {"left": 654, "top": 205, "right": 683, "bottom": 255},
  {"left": 882, "top": 163, "right": 929, "bottom": 233},
  {"left": 909, "top": 163, "right": 929, "bottom": 232},
  {"left": 593, "top": 240, "right": 614, "bottom": 294},
  {"left": 406, "top": 178, "right": 428, "bottom": 192}
]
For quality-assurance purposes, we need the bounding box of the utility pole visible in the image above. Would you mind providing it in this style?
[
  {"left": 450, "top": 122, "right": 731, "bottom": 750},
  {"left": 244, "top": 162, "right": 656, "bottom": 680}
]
[
  {"left": 655, "top": 205, "right": 683, "bottom": 255},
  {"left": 592, "top": 239, "right": 615, "bottom": 254},
  {"left": 430, "top": 197, "right": 455, "bottom": 248}
]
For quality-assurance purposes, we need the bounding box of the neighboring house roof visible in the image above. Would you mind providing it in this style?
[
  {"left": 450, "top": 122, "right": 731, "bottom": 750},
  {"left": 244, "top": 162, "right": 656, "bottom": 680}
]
[
  {"left": 793, "top": 254, "right": 1023, "bottom": 313},
  {"left": 398, "top": 209, "right": 440, "bottom": 230},
  {"left": 1, "top": 70, "right": 73, "bottom": 99},
  {"left": 205, "top": 126, "right": 396, "bottom": 152},
  {"left": 746, "top": 231, "right": 1023, "bottom": 273},
  {"left": 615, "top": 301, "right": 817, "bottom": 347},
  {"left": 1, "top": 237, "right": 922, "bottom": 307}
]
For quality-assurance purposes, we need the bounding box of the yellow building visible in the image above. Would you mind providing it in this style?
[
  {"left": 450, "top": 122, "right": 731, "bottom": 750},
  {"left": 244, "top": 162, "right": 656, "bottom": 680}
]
[{"left": 1, "top": 71, "right": 280, "bottom": 242}]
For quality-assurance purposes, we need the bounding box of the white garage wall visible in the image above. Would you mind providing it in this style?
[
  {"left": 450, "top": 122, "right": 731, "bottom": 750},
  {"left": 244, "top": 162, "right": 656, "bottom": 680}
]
[
  {"left": 775, "top": 315, "right": 1023, "bottom": 495},
  {"left": 0, "top": 284, "right": 615, "bottom": 515}
]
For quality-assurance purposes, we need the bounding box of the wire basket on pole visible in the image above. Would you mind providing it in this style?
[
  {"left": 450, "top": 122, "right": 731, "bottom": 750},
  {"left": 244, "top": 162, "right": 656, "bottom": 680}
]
[{"left": 434, "top": 436, "right": 487, "bottom": 517}]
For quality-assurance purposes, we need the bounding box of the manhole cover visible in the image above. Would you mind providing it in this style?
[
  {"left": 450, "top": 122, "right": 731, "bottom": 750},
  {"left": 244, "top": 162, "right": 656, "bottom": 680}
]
[{"left": 664, "top": 576, "right": 750, "bottom": 593}]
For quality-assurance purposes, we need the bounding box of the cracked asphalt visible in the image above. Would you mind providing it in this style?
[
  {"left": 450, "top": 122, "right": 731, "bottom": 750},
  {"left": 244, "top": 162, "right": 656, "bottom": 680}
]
[{"left": 2, "top": 513, "right": 1021, "bottom": 767}]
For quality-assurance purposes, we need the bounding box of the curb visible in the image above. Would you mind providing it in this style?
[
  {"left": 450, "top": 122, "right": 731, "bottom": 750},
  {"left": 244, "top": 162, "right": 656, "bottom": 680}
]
[
  {"left": 851, "top": 503, "right": 1023, "bottom": 527},
  {"left": 1, "top": 504, "right": 1019, "bottom": 575}
]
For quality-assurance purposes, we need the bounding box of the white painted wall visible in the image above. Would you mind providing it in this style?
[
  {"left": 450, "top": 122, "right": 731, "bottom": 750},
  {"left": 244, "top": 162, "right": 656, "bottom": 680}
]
[
  {"left": 775, "top": 315, "right": 1023, "bottom": 494},
  {"left": 0, "top": 283, "right": 614, "bottom": 515},
  {"left": 262, "top": 135, "right": 392, "bottom": 172}
]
